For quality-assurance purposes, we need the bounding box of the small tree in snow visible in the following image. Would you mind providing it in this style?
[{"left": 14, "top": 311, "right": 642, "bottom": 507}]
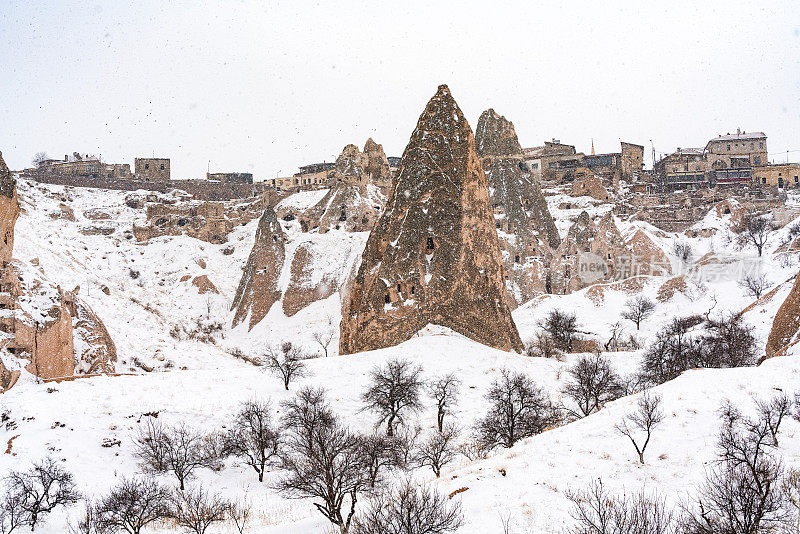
[
  {"left": 426, "top": 373, "right": 461, "bottom": 433},
  {"left": 313, "top": 315, "right": 336, "bottom": 358},
  {"left": 94, "top": 476, "right": 172, "bottom": 534},
  {"left": 264, "top": 341, "right": 309, "bottom": 391},
  {"left": 223, "top": 399, "right": 281, "bottom": 482},
  {"left": 2, "top": 456, "right": 79, "bottom": 531},
  {"left": 738, "top": 273, "right": 771, "bottom": 299},
  {"left": 413, "top": 424, "right": 459, "bottom": 478},
  {"left": 736, "top": 212, "right": 775, "bottom": 257},
  {"left": 541, "top": 309, "right": 578, "bottom": 351},
  {"left": 171, "top": 484, "right": 229, "bottom": 534},
  {"left": 562, "top": 353, "right": 623, "bottom": 419},
  {"left": 475, "top": 369, "right": 560, "bottom": 449},
  {"left": 621, "top": 296, "right": 656, "bottom": 330},
  {"left": 615, "top": 391, "right": 664, "bottom": 464},
  {"left": 361, "top": 359, "right": 424, "bottom": 437}
]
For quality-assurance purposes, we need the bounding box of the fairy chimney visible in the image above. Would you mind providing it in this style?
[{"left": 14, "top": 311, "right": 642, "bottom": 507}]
[
  {"left": 231, "top": 207, "right": 285, "bottom": 329},
  {"left": 340, "top": 85, "right": 523, "bottom": 354}
]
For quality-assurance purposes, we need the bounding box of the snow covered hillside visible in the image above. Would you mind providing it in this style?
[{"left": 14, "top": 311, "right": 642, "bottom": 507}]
[{"left": 2, "top": 179, "right": 799, "bottom": 532}]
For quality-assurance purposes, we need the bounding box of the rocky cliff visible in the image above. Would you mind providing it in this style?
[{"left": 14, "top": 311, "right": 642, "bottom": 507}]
[
  {"left": 340, "top": 85, "right": 524, "bottom": 354},
  {"left": 765, "top": 274, "right": 800, "bottom": 358},
  {"left": 231, "top": 207, "right": 285, "bottom": 329}
]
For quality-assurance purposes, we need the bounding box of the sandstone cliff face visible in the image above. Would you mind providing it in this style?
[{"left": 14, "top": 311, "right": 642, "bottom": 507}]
[
  {"left": 765, "top": 275, "right": 800, "bottom": 358},
  {"left": 0, "top": 152, "right": 19, "bottom": 266},
  {"left": 231, "top": 207, "right": 285, "bottom": 329},
  {"left": 474, "top": 110, "right": 560, "bottom": 305},
  {"left": 363, "top": 138, "right": 392, "bottom": 192},
  {"left": 340, "top": 85, "right": 524, "bottom": 354},
  {"left": 71, "top": 297, "right": 117, "bottom": 374}
]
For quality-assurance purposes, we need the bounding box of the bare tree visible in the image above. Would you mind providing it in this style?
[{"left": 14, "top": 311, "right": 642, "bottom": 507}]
[
  {"left": 280, "top": 386, "right": 336, "bottom": 448},
  {"left": 736, "top": 212, "right": 775, "bottom": 257},
  {"left": 566, "top": 478, "right": 677, "bottom": 534},
  {"left": 684, "top": 400, "right": 791, "bottom": 533},
  {"left": 94, "top": 477, "right": 172, "bottom": 534},
  {"left": 621, "top": 296, "right": 657, "bottom": 330},
  {"left": 392, "top": 424, "right": 422, "bottom": 470},
  {"left": 313, "top": 315, "right": 336, "bottom": 357},
  {"left": 277, "top": 409, "right": 370, "bottom": 534},
  {"left": 562, "top": 353, "right": 623, "bottom": 419},
  {"left": 2, "top": 457, "right": 79, "bottom": 531},
  {"left": 361, "top": 359, "right": 424, "bottom": 437},
  {"left": 738, "top": 273, "right": 771, "bottom": 299},
  {"left": 68, "top": 501, "right": 99, "bottom": 534},
  {"left": 223, "top": 399, "right": 281, "bottom": 482},
  {"left": 171, "top": 485, "right": 229, "bottom": 534},
  {"left": 475, "top": 369, "right": 560, "bottom": 449},
  {"left": 264, "top": 342, "right": 309, "bottom": 391},
  {"left": 0, "top": 490, "right": 25, "bottom": 534},
  {"left": 604, "top": 322, "right": 626, "bottom": 352},
  {"left": 426, "top": 374, "right": 461, "bottom": 432},
  {"left": 31, "top": 152, "right": 49, "bottom": 168},
  {"left": 754, "top": 394, "right": 791, "bottom": 447},
  {"left": 541, "top": 309, "right": 578, "bottom": 351},
  {"left": 359, "top": 433, "right": 399, "bottom": 489},
  {"left": 351, "top": 480, "right": 463, "bottom": 534},
  {"left": 615, "top": 390, "right": 664, "bottom": 464},
  {"left": 783, "top": 468, "right": 800, "bottom": 533},
  {"left": 413, "top": 424, "right": 459, "bottom": 478},
  {"left": 133, "top": 420, "right": 221, "bottom": 490}
]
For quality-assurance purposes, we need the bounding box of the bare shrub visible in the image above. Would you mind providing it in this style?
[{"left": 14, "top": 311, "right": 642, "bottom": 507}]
[
  {"left": 737, "top": 273, "right": 771, "bottom": 299},
  {"left": 133, "top": 420, "right": 221, "bottom": 490},
  {"left": 2, "top": 457, "right": 79, "bottom": 531},
  {"left": 541, "top": 309, "right": 578, "bottom": 351},
  {"left": 171, "top": 484, "right": 229, "bottom": 534},
  {"left": 475, "top": 369, "right": 560, "bottom": 449},
  {"left": 426, "top": 374, "right": 461, "bottom": 432},
  {"left": 264, "top": 341, "right": 309, "bottom": 391},
  {"left": 562, "top": 353, "right": 623, "bottom": 419},
  {"left": 413, "top": 424, "right": 459, "bottom": 478},
  {"left": 615, "top": 391, "right": 664, "bottom": 464},
  {"left": 621, "top": 296, "right": 656, "bottom": 330},
  {"left": 278, "top": 388, "right": 369, "bottom": 534},
  {"left": 223, "top": 399, "right": 281, "bottom": 482},
  {"left": 351, "top": 480, "right": 463, "bottom": 534},
  {"left": 68, "top": 501, "right": 99, "bottom": 534},
  {"left": 566, "top": 478, "right": 676, "bottom": 534},
  {"left": 227, "top": 494, "right": 252, "bottom": 534},
  {"left": 754, "top": 394, "right": 791, "bottom": 447},
  {"left": 94, "top": 476, "right": 172, "bottom": 534},
  {"left": 361, "top": 359, "right": 424, "bottom": 437}
]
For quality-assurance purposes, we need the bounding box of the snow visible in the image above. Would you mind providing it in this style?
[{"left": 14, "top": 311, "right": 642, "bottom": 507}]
[{"left": 2, "top": 179, "right": 799, "bottom": 532}]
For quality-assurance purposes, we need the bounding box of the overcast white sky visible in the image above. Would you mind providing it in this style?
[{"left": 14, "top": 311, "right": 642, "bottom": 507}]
[{"left": 1, "top": 1, "right": 798, "bottom": 180}]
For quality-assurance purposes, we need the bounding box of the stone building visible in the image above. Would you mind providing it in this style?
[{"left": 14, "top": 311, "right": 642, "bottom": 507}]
[
  {"left": 705, "top": 130, "right": 767, "bottom": 169},
  {"left": 34, "top": 153, "right": 132, "bottom": 180},
  {"left": 753, "top": 163, "right": 800, "bottom": 189},
  {"left": 207, "top": 172, "right": 253, "bottom": 184},
  {"left": 135, "top": 157, "right": 170, "bottom": 182}
]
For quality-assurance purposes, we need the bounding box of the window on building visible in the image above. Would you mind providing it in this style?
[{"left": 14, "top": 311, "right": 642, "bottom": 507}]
[
  {"left": 396, "top": 284, "right": 401, "bottom": 293},
  {"left": 160, "top": 164, "right": 165, "bottom": 170},
  {"left": 727, "top": 145, "right": 731, "bottom": 151},
  {"left": 426, "top": 237, "right": 435, "bottom": 250},
  {"left": 760, "top": 142, "right": 764, "bottom": 148},
  {"left": 145, "top": 163, "right": 150, "bottom": 170},
  {"left": 514, "top": 255, "right": 520, "bottom": 263},
  {"left": 410, "top": 285, "right": 415, "bottom": 295}
]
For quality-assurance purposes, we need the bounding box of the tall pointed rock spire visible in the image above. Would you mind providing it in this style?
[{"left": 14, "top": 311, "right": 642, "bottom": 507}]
[{"left": 339, "top": 85, "right": 523, "bottom": 354}]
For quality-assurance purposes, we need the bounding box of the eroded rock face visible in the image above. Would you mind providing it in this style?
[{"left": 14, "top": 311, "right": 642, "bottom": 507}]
[
  {"left": 475, "top": 109, "right": 561, "bottom": 305},
  {"left": 340, "top": 85, "right": 523, "bottom": 354},
  {"left": 0, "top": 152, "right": 19, "bottom": 266},
  {"left": 475, "top": 109, "right": 522, "bottom": 157},
  {"left": 71, "top": 298, "right": 117, "bottom": 374},
  {"left": 231, "top": 207, "right": 285, "bottom": 329},
  {"left": 282, "top": 243, "right": 338, "bottom": 316},
  {"left": 301, "top": 184, "right": 382, "bottom": 234},
  {"left": 765, "top": 275, "right": 800, "bottom": 358},
  {"left": 363, "top": 138, "right": 392, "bottom": 192}
]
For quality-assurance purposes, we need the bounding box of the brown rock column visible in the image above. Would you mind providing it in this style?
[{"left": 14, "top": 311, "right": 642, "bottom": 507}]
[{"left": 340, "top": 85, "right": 523, "bottom": 354}]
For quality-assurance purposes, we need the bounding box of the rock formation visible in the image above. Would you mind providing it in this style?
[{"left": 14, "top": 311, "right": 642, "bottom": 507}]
[
  {"left": 474, "top": 109, "right": 560, "bottom": 305},
  {"left": 340, "top": 85, "right": 524, "bottom": 354},
  {"left": 71, "top": 297, "right": 117, "bottom": 374},
  {"left": 0, "top": 152, "right": 19, "bottom": 266},
  {"left": 765, "top": 275, "right": 800, "bottom": 358},
  {"left": 231, "top": 207, "right": 285, "bottom": 329},
  {"left": 363, "top": 138, "right": 392, "bottom": 192}
]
